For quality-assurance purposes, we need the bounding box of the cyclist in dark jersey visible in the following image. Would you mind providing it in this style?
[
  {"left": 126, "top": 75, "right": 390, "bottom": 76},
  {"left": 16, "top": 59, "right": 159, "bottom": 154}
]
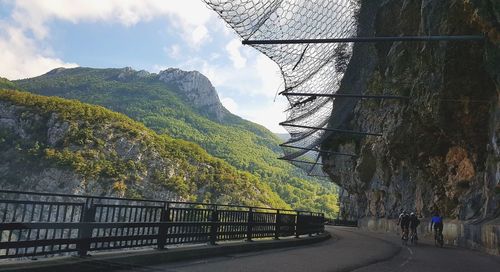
[
  {"left": 397, "top": 210, "right": 410, "bottom": 239},
  {"left": 409, "top": 212, "right": 420, "bottom": 241}
]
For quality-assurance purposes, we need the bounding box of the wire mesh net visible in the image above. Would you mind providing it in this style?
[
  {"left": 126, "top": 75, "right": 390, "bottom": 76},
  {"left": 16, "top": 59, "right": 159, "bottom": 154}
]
[{"left": 204, "top": 0, "right": 360, "bottom": 174}]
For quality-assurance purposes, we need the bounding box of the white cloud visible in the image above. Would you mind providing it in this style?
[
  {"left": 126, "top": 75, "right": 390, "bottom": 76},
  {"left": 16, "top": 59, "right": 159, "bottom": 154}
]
[
  {"left": 0, "top": 0, "right": 217, "bottom": 79},
  {"left": 220, "top": 96, "right": 238, "bottom": 114},
  {"left": 0, "top": 0, "right": 289, "bottom": 133},
  {"left": 165, "top": 44, "right": 181, "bottom": 59},
  {"left": 189, "top": 25, "right": 210, "bottom": 48},
  {"left": 11, "top": 0, "right": 214, "bottom": 45},
  {"left": 238, "top": 96, "right": 288, "bottom": 133},
  {"left": 225, "top": 38, "right": 246, "bottom": 69},
  {"left": 0, "top": 22, "right": 77, "bottom": 80},
  {"left": 180, "top": 52, "right": 282, "bottom": 98},
  {"left": 255, "top": 54, "right": 283, "bottom": 97}
]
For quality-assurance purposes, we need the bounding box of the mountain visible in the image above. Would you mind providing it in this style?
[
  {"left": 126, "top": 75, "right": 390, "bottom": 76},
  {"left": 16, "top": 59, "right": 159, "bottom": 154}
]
[
  {"left": 15, "top": 67, "right": 339, "bottom": 217},
  {"left": 274, "top": 133, "right": 291, "bottom": 142},
  {"left": 0, "top": 89, "right": 287, "bottom": 208}
]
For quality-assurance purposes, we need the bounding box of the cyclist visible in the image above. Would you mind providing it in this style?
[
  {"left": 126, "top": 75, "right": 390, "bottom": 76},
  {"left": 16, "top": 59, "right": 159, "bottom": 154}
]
[
  {"left": 431, "top": 211, "right": 444, "bottom": 243},
  {"left": 409, "top": 212, "right": 420, "bottom": 242},
  {"left": 397, "top": 210, "right": 410, "bottom": 240}
]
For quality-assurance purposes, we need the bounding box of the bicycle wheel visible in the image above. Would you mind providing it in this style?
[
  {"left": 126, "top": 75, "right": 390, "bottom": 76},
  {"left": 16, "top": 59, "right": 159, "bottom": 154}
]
[
  {"left": 438, "top": 234, "right": 444, "bottom": 247},
  {"left": 402, "top": 232, "right": 408, "bottom": 246}
]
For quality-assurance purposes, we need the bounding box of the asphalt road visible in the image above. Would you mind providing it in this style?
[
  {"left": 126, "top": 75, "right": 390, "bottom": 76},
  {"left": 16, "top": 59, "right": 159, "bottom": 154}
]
[{"left": 116, "top": 226, "right": 500, "bottom": 272}]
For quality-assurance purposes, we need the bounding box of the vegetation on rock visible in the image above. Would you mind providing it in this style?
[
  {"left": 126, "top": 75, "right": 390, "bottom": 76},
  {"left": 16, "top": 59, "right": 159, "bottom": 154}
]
[
  {"left": 12, "top": 69, "right": 340, "bottom": 216},
  {"left": 0, "top": 89, "right": 289, "bottom": 208}
]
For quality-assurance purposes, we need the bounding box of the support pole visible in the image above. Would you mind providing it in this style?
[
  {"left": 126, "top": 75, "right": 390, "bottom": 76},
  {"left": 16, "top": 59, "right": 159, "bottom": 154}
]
[
  {"left": 282, "top": 92, "right": 409, "bottom": 100},
  {"left": 246, "top": 208, "right": 253, "bottom": 242},
  {"left": 280, "top": 143, "right": 358, "bottom": 157},
  {"left": 77, "top": 198, "right": 96, "bottom": 257},
  {"left": 210, "top": 205, "right": 218, "bottom": 246},
  {"left": 274, "top": 210, "right": 281, "bottom": 240},
  {"left": 157, "top": 202, "right": 170, "bottom": 250},
  {"left": 243, "top": 35, "right": 485, "bottom": 45},
  {"left": 279, "top": 122, "right": 382, "bottom": 137}
]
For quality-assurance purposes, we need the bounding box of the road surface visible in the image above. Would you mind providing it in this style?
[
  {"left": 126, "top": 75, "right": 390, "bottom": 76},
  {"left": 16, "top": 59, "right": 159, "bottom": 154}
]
[{"left": 116, "top": 226, "right": 500, "bottom": 272}]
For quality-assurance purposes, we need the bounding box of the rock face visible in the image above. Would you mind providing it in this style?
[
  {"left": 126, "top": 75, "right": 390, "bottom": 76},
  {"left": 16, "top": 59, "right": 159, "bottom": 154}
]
[
  {"left": 0, "top": 100, "right": 180, "bottom": 200},
  {"left": 158, "top": 68, "right": 228, "bottom": 122},
  {"left": 323, "top": 0, "right": 499, "bottom": 224}
]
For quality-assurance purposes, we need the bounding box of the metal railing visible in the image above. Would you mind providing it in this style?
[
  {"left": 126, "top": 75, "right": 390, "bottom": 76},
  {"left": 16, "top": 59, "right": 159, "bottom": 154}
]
[
  {"left": 329, "top": 219, "right": 358, "bottom": 227},
  {"left": 0, "top": 190, "right": 325, "bottom": 259}
]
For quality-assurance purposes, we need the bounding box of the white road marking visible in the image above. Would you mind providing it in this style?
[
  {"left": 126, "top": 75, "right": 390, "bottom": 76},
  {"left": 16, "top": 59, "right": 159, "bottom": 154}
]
[{"left": 400, "top": 247, "right": 414, "bottom": 267}]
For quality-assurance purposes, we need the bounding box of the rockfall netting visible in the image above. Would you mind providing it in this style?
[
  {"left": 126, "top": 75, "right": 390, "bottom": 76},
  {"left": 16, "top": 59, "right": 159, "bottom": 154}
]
[{"left": 204, "top": 0, "right": 360, "bottom": 174}]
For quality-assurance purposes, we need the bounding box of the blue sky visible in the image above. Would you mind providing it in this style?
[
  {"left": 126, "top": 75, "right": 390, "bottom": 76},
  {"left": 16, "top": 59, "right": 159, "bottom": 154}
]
[{"left": 0, "top": 0, "right": 288, "bottom": 133}]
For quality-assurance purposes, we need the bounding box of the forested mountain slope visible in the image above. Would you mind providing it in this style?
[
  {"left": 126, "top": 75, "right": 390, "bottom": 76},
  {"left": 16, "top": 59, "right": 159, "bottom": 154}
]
[
  {"left": 15, "top": 67, "right": 339, "bottom": 216},
  {"left": 0, "top": 89, "right": 288, "bottom": 208}
]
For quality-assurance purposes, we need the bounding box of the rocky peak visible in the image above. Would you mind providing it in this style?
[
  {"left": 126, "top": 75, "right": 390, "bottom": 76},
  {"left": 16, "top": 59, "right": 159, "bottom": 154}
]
[
  {"left": 157, "top": 68, "right": 227, "bottom": 122},
  {"left": 45, "top": 67, "right": 68, "bottom": 76},
  {"left": 117, "top": 67, "right": 151, "bottom": 80}
]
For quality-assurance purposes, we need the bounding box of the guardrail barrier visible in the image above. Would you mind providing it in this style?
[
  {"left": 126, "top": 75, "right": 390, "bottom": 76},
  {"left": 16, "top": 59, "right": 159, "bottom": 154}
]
[{"left": 0, "top": 190, "right": 325, "bottom": 259}]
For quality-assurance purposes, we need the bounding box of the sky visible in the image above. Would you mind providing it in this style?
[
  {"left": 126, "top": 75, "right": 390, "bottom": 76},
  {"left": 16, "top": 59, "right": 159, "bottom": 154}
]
[{"left": 0, "top": 0, "right": 289, "bottom": 133}]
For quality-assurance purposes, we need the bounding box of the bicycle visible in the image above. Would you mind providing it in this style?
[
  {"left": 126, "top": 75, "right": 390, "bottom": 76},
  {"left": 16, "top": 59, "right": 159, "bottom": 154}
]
[
  {"left": 401, "top": 227, "right": 409, "bottom": 246},
  {"left": 409, "top": 230, "right": 418, "bottom": 245},
  {"left": 434, "top": 231, "right": 444, "bottom": 247}
]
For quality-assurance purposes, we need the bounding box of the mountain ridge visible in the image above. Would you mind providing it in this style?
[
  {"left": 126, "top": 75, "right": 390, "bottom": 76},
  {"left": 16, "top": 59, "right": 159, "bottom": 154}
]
[{"left": 15, "top": 67, "right": 339, "bottom": 217}]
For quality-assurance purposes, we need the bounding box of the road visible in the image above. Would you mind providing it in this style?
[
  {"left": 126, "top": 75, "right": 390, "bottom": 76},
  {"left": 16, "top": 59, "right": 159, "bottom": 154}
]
[{"left": 116, "top": 226, "right": 500, "bottom": 272}]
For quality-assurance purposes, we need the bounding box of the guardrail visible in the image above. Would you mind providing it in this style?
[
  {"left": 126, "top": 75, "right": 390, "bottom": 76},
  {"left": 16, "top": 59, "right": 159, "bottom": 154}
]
[
  {"left": 324, "top": 219, "right": 358, "bottom": 227},
  {"left": 331, "top": 219, "right": 358, "bottom": 227},
  {"left": 0, "top": 190, "right": 325, "bottom": 259}
]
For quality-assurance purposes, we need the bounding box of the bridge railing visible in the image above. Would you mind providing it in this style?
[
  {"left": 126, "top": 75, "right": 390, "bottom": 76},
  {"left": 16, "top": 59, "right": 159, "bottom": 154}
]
[
  {"left": 0, "top": 190, "right": 325, "bottom": 259},
  {"left": 327, "top": 219, "right": 358, "bottom": 227}
]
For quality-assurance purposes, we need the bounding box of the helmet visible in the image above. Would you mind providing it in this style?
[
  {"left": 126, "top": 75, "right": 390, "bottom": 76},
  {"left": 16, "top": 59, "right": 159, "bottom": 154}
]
[{"left": 410, "top": 212, "right": 415, "bottom": 216}]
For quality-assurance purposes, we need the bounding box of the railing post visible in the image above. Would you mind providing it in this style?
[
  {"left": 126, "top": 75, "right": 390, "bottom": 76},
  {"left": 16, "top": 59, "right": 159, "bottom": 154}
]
[
  {"left": 319, "top": 213, "right": 325, "bottom": 234},
  {"left": 157, "top": 202, "right": 170, "bottom": 250},
  {"left": 246, "top": 207, "right": 253, "bottom": 242},
  {"left": 210, "top": 205, "right": 218, "bottom": 245},
  {"left": 274, "top": 210, "right": 281, "bottom": 240},
  {"left": 308, "top": 212, "right": 313, "bottom": 237},
  {"left": 295, "top": 212, "right": 299, "bottom": 238},
  {"left": 295, "top": 211, "right": 301, "bottom": 238},
  {"left": 77, "top": 198, "right": 96, "bottom": 257}
]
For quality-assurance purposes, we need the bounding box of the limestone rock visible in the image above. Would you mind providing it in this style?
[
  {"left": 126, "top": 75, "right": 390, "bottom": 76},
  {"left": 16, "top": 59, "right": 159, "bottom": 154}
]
[
  {"left": 323, "top": 0, "right": 500, "bottom": 221},
  {"left": 158, "top": 68, "right": 227, "bottom": 122}
]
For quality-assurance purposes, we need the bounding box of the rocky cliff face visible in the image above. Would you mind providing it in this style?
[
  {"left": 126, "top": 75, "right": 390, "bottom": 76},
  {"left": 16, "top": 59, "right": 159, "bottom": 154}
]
[
  {"left": 323, "top": 0, "right": 500, "bottom": 222},
  {"left": 0, "top": 99, "right": 178, "bottom": 200},
  {"left": 158, "top": 68, "right": 229, "bottom": 122}
]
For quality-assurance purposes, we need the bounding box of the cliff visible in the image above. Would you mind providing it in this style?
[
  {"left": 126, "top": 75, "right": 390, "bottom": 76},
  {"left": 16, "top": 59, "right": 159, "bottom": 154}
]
[
  {"left": 158, "top": 68, "right": 229, "bottom": 123},
  {"left": 322, "top": 0, "right": 500, "bottom": 253}
]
